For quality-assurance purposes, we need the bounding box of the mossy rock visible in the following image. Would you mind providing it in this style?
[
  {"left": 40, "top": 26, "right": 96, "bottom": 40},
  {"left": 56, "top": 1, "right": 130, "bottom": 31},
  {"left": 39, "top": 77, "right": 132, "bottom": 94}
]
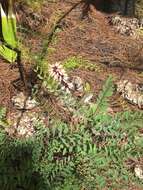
[{"left": 135, "top": 0, "right": 143, "bottom": 18}]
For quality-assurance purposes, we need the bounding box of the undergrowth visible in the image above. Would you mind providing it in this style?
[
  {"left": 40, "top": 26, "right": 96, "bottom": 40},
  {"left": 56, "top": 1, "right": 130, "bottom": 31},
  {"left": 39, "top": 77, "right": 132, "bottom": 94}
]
[
  {"left": 64, "top": 56, "right": 101, "bottom": 72},
  {"left": 0, "top": 1, "right": 143, "bottom": 190},
  {"left": 0, "top": 78, "right": 143, "bottom": 190},
  {"left": 0, "top": 107, "right": 8, "bottom": 128}
]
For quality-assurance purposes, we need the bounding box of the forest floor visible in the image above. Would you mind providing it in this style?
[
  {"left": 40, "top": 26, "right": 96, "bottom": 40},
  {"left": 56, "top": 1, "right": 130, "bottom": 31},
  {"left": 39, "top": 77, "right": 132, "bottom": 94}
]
[
  {"left": 0, "top": 1, "right": 143, "bottom": 189},
  {"left": 0, "top": 0, "right": 143, "bottom": 114}
]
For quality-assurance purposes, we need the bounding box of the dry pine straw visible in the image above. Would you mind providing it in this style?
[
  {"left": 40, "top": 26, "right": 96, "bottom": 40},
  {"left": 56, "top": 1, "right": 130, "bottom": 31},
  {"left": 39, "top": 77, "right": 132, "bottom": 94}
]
[{"left": 0, "top": 1, "right": 143, "bottom": 114}]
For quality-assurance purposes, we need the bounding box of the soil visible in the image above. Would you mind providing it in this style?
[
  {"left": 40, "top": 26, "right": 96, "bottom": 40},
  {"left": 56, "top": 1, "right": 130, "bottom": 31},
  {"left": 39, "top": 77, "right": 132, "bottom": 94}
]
[{"left": 1, "top": 1, "right": 142, "bottom": 114}]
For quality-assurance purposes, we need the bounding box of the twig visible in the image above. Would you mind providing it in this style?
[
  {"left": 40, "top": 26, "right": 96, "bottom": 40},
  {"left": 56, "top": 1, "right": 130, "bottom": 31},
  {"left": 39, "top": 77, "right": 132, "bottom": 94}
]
[
  {"left": 89, "top": 57, "right": 143, "bottom": 72},
  {"left": 100, "top": 60, "right": 143, "bottom": 72},
  {"left": 39, "top": 0, "right": 83, "bottom": 61}
]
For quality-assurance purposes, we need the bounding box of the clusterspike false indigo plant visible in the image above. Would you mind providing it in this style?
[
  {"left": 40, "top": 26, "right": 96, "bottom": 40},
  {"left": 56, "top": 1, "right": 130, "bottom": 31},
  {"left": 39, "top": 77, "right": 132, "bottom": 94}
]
[{"left": 49, "top": 62, "right": 74, "bottom": 93}]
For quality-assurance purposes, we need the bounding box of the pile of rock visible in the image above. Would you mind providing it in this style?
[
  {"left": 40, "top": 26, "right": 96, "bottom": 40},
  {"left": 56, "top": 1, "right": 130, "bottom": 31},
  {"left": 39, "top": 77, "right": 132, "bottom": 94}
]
[
  {"left": 116, "top": 80, "right": 143, "bottom": 109},
  {"left": 108, "top": 15, "right": 143, "bottom": 37}
]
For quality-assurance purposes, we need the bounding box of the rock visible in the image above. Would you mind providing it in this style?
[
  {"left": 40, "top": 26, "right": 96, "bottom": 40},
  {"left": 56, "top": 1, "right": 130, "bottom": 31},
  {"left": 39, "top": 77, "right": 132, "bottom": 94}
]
[
  {"left": 134, "top": 165, "right": 143, "bottom": 180},
  {"left": 72, "top": 76, "right": 84, "bottom": 93},
  {"left": 82, "top": 93, "right": 93, "bottom": 104},
  {"left": 108, "top": 15, "right": 142, "bottom": 37},
  {"left": 6, "top": 111, "right": 44, "bottom": 139},
  {"left": 116, "top": 80, "right": 143, "bottom": 109},
  {"left": 12, "top": 92, "right": 38, "bottom": 110}
]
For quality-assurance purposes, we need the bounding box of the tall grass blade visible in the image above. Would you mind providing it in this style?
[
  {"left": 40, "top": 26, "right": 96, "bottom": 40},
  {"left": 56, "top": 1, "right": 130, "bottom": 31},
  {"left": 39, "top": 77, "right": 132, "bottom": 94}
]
[{"left": 0, "top": 1, "right": 17, "bottom": 63}]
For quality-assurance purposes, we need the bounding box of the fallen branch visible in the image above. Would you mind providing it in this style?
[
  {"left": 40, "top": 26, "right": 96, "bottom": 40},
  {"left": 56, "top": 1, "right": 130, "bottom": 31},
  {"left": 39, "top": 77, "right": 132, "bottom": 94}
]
[{"left": 100, "top": 60, "right": 143, "bottom": 72}]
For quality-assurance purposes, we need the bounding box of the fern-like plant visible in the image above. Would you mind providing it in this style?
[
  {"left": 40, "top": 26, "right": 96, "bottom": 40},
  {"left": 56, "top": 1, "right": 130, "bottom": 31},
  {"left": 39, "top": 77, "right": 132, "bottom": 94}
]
[{"left": 0, "top": 77, "right": 143, "bottom": 190}]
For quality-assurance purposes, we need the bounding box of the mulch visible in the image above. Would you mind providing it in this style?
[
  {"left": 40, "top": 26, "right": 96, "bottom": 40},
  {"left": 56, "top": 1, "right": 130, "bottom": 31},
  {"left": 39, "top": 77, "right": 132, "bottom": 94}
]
[{"left": 0, "top": 1, "right": 143, "bottom": 113}]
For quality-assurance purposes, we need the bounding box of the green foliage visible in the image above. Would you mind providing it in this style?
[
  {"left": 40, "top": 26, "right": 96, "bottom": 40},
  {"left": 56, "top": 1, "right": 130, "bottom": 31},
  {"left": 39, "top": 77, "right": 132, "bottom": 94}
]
[
  {"left": 135, "top": 0, "right": 143, "bottom": 18},
  {"left": 0, "top": 107, "right": 6, "bottom": 120},
  {"left": 136, "top": 27, "right": 143, "bottom": 36},
  {"left": 63, "top": 56, "right": 83, "bottom": 70},
  {"left": 94, "top": 76, "right": 113, "bottom": 112},
  {"left": 0, "top": 1, "right": 17, "bottom": 62},
  {"left": 0, "top": 106, "right": 8, "bottom": 127},
  {"left": 0, "top": 78, "right": 143, "bottom": 189},
  {"left": 34, "top": 59, "right": 59, "bottom": 93},
  {"left": 86, "top": 76, "right": 113, "bottom": 116},
  {"left": 17, "top": 0, "right": 46, "bottom": 10},
  {"left": 63, "top": 56, "right": 101, "bottom": 72}
]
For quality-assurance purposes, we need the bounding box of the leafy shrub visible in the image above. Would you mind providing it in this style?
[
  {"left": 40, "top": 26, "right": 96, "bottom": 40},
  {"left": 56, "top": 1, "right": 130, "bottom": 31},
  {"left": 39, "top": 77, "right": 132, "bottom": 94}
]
[{"left": 0, "top": 78, "right": 143, "bottom": 190}]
